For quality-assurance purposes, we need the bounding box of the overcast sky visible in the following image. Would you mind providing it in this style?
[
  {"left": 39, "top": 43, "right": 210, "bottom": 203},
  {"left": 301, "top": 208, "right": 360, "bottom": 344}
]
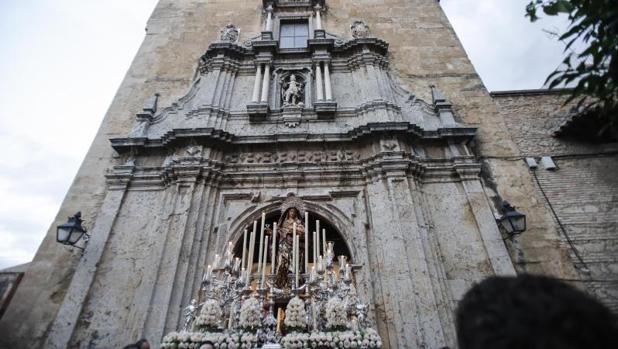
[{"left": 0, "top": 0, "right": 570, "bottom": 269}]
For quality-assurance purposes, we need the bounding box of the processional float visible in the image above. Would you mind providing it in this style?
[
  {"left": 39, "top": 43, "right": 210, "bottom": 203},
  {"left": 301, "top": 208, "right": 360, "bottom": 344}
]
[{"left": 160, "top": 196, "right": 382, "bottom": 349}]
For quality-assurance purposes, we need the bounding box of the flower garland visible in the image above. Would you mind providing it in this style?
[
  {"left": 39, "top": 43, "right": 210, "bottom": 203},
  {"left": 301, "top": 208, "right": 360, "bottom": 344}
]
[
  {"left": 280, "top": 330, "right": 383, "bottom": 349},
  {"left": 159, "top": 331, "right": 263, "bottom": 349},
  {"left": 281, "top": 331, "right": 310, "bottom": 349}
]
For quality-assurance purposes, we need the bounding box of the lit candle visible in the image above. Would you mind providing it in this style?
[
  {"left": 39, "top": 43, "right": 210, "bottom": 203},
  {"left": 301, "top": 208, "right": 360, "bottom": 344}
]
[
  {"left": 205, "top": 264, "right": 212, "bottom": 282},
  {"left": 295, "top": 235, "right": 300, "bottom": 288},
  {"left": 316, "top": 220, "right": 320, "bottom": 256},
  {"left": 292, "top": 223, "right": 297, "bottom": 285},
  {"left": 271, "top": 222, "right": 277, "bottom": 274},
  {"left": 322, "top": 228, "right": 327, "bottom": 256},
  {"left": 304, "top": 212, "right": 309, "bottom": 273},
  {"left": 225, "top": 241, "right": 233, "bottom": 267},
  {"left": 338, "top": 255, "right": 347, "bottom": 278},
  {"left": 292, "top": 222, "right": 297, "bottom": 278},
  {"left": 326, "top": 241, "right": 334, "bottom": 264},
  {"left": 213, "top": 254, "right": 220, "bottom": 269},
  {"left": 241, "top": 229, "right": 248, "bottom": 270},
  {"left": 247, "top": 221, "right": 257, "bottom": 284},
  {"left": 257, "top": 212, "right": 265, "bottom": 275},
  {"left": 233, "top": 257, "right": 241, "bottom": 273},
  {"left": 261, "top": 236, "right": 269, "bottom": 288},
  {"left": 313, "top": 231, "right": 317, "bottom": 264},
  {"left": 202, "top": 269, "right": 208, "bottom": 282}
]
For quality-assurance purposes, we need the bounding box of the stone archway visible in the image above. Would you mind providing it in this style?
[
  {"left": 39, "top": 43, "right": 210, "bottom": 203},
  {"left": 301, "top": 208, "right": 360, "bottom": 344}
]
[{"left": 232, "top": 209, "right": 353, "bottom": 268}]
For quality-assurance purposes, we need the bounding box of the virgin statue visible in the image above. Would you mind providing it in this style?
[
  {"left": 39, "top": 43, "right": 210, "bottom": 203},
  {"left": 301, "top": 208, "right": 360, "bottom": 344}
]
[{"left": 273, "top": 206, "right": 305, "bottom": 289}]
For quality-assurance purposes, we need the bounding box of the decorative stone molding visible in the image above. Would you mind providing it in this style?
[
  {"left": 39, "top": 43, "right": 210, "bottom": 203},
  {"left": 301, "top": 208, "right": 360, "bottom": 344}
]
[
  {"left": 431, "top": 85, "right": 458, "bottom": 127},
  {"left": 264, "top": 0, "right": 325, "bottom": 11},
  {"left": 129, "top": 93, "right": 159, "bottom": 138}
]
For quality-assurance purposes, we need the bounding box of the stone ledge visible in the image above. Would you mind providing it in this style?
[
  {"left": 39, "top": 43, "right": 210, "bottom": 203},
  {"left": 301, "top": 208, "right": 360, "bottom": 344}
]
[{"left": 314, "top": 101, "right": 337, "bottom": 119}]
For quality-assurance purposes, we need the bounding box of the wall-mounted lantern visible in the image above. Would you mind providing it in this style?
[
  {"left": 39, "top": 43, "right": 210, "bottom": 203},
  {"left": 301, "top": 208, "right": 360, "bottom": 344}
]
[
  {"left": 56, "top": 212, "right": 89, "bottom": 250},
  {"left": 497, "top": 201, "right": 526, "bottom": 235}
]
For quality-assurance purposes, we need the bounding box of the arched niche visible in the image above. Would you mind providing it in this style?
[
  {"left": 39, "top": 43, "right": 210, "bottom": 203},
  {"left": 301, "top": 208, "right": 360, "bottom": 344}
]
[
  {"left": 232, "top": 209, "right": 353, "bottom": 269},
  {"left": 273, "top": 67, "right": 313, "bottom": 109}
]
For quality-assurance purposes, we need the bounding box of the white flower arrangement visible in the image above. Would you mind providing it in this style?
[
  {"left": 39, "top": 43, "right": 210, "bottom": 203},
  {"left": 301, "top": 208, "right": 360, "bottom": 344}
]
[
  {"left": 362, "top": 328, "right": 382, "bottom": 348},
  {"left": 325, "top": 297, "right": 348, "bottom": 330},
  {"left": 281, "top": 331, "right": 310, "bottom": 349},
  {"left": 308, "top": 331, "right": 328, "bottom": 347},
  {"left": 160, "top": 331, "right": 202, "bottom": 349},
  {"left": 239, "top": 331, "right": 258, "bottom": 349},
  {"left": 284, "top": 296, "right": 307, "bottom": 330},
  {"left": 238, "top": 297, "right": 261, "bottom": 329},
  {"left": 160, "top": 331, "right": 250, "bottom": 349},
  {"left": 194, "top": 299, "right": 223, "bottom": 330}
]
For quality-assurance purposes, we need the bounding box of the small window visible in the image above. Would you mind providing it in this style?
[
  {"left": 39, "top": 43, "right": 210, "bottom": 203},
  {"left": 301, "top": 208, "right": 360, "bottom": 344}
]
[{"left": 279, "top": 21, "right": 309, "bottom": 49}]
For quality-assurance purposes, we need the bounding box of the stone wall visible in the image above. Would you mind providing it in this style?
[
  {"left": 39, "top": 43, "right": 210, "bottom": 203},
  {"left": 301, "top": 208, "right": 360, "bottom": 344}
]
[
  {"left": 0, "top": 272, "right": 23, "bottom": 318},
  {"left": 0, "top": 1, "right": 585, "bottom": 348},
  {"left": 492, "top": 90, "right": 618, "bottom": 312}
]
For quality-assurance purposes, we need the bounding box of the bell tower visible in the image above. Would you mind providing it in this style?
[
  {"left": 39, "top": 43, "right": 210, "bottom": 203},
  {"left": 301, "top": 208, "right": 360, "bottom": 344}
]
[{"left": 2, "top": 1, "right": 579, "bottom": 349}]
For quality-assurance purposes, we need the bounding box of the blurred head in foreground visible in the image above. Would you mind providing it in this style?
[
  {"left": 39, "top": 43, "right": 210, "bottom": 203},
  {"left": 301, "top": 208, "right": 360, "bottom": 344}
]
[{"left": 456, "top": 274, "right": 618, "bottom": 349}]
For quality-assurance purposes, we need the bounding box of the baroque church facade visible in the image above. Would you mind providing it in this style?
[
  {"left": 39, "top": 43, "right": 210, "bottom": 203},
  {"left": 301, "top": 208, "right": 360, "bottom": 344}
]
[{"left": 1, "top": 1, "right": 617, "bottom": 348}]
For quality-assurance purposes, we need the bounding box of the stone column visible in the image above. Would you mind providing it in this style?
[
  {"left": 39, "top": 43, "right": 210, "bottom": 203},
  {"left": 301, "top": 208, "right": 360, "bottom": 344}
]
[
  {"left": 324, "top": 62, "right": 332, "bottom": 100},
  {"left": 315, "top": 62, "right": 324, "bottom": 101},
  {"left": 365, "top": 174, "right": 449, "bottom": 349},
  {"left": 251, "top": 64, "right": 262, "bottom": 103},
  {"left": 260, "top": 64, "right": 270, "bottom": 103},
  {"left": 461, "top": 179, "right": 516, "bottom": 276},
  {"left": 143, "top": 175, "right": 201, "bottom": 342}
]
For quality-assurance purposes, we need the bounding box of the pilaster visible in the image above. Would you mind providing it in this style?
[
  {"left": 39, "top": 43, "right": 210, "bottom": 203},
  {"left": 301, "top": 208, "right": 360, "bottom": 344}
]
[{"left": 44, "top": 164, "right": 133, "bottom": 349}]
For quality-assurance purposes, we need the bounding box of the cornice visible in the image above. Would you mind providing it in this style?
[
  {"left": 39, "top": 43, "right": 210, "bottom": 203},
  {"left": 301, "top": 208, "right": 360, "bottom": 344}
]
[{"left": 110, "top": 122, "right": 476, "bottom": 152}]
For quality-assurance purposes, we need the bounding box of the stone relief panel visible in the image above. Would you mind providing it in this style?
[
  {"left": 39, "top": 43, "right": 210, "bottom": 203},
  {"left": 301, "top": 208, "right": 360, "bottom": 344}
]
[{"left": 223, "top": 149, "right": 361, "bottom": 165}]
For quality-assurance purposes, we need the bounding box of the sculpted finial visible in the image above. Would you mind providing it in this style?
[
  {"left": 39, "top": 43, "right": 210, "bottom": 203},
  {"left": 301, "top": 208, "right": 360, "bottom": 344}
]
[
  {"left": 220, "top": 23, "right": 240, "bottom": 43},
  {"left": 351, "top": 20, "right": 370, "bottom": 38}
]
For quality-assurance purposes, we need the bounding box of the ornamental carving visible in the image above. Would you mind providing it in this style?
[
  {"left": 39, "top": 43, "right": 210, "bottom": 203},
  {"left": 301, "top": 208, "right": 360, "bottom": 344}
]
[
  {"left": 220, "top": 23, "right": 240, "bottom": 43},
  {"left": 350, "top": 20, "right": 369, "bottom": 38},
  {"left": 223, "top": 150, "right": 360, "bottom": 165}
]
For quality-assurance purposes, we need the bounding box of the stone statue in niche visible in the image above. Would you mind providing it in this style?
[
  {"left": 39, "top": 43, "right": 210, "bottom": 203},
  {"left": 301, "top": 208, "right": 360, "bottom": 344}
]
[
  {"left": 220, "top": 23, "right": 240, "bottom": 43},
  {"left": 351, "top": 20, "right": 369, "bottom": 38},
  {"left": 281, "top": 74, "right": 304, "bottom": 107}
]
